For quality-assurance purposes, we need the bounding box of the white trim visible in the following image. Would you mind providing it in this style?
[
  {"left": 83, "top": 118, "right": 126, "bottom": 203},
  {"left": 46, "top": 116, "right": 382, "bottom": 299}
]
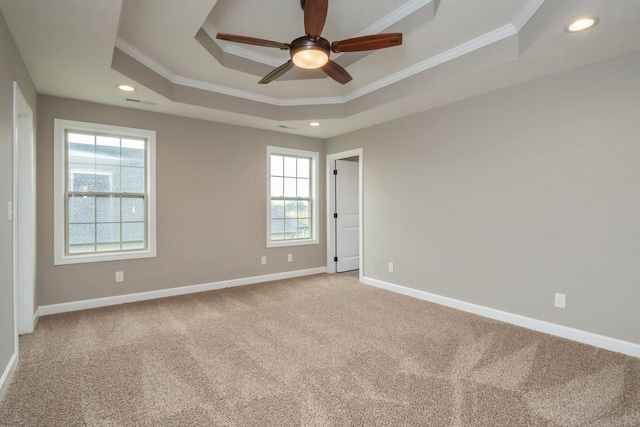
[
  {"left": 344, "top": 24, "right": 518, "bottom": 102},
  {"left": 13, "top": 82, "right": 36, "bottom": 334},
  {"left": 326, "top": 149, "right": 363, "bottom": 279},
  {"left": 53, "top": 119, "right": 157, "bottom": 265},
  {"left": 0, "top": 353, "right": 18, "bottom": 400},
  {"left": 115, "top": 19, "right": 520, "bottom": 108},
  {"left": 115, "top": 38, "right": 176, "bottom": 82},
  {"left": 38, "top": 267, "right": 327, "bottom": 316},
  {"left": 361, "top": 277, "right": 640, "bottom": 358},
  {"left": 266, "top": 146, "right": 320, "bottom": 248},
  {"left": 514, "top": 0, "right": 546, "bottom": 31},
  {"left": 357, "top": 0, "right": 432, "bottom": 37}
]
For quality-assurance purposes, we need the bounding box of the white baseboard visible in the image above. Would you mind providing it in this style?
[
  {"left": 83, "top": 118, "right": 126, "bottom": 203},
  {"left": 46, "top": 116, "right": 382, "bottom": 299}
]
[
  {"left": 39, "top": 267, "right": 327, "bottom": 317},
  {"left": 0, "top": 352, "right": 18, "bottom": 400},
  {"left": 361, "top": 276, "right": 640, "bottom": 359}
]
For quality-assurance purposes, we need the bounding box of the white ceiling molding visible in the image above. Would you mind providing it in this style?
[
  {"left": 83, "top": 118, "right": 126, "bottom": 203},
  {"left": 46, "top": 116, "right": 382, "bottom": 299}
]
[
  {"left": 116, "top": 22, "right": 520, "bottom": 108},
  {"left": 173, "top": 75, "right": 344, "bottom": 107},
  {"left": 356, "top": 0, "right": 433, "bottom": 37},
  {"left": 345, "top": 24, "right": 519, "bottom": 102},
  {"left": 115, "top": 37, "right": 176, "bottom": 82},
  {"left": 514, "top": 0, "right": 546, "bottom": 31}
]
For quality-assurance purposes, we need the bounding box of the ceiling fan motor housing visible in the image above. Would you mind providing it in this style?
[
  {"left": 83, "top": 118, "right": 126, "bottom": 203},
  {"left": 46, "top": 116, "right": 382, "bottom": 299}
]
[{"left": 290, "top": 36, "right": 331, "bottom": 68}]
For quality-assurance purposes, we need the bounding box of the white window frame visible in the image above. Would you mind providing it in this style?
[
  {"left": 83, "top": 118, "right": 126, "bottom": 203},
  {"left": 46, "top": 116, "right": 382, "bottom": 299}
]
[
  {"left": 267, "top": 146, "right": 319, "bottom": 248},
  {"left": 54, "top": 119, "right": 157, "bottom": 265}
]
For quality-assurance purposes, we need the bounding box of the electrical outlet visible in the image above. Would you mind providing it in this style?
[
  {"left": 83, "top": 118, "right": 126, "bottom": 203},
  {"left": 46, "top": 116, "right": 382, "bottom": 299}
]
[
  {"left": 261, "top": 256, "right": 267, "bottom": 265},
  {"left": 388, "top": 262, "right": 394, "bottom": 273},
  {"left": 287, "top": 254, "right": 293, "bottom": 262},
  {"left": 555, "top": 293, "right": 566, "bottom": 308},
  {"left": 115, "top": 271, "right": 124, "bottom": 283}
]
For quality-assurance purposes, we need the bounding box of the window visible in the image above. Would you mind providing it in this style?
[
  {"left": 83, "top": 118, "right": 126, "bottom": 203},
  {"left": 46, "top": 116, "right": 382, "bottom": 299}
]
[
  {"left": 54, "top": 119, "right": 156, "bottom": 265},
  {"left": 267, "top": 146, "right": 319, "bottom": 247}
]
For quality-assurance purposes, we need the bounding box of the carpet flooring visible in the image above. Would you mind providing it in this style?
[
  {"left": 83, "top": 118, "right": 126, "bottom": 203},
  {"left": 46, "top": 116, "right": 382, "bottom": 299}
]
[{"left": 1, "top": 274, "right": 639, "bottom": 426}]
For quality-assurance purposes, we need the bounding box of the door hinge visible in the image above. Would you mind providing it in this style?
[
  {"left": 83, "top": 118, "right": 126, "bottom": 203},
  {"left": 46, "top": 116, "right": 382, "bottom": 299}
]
[
  {"left": 333, "top": 169, "right": 337, "bottom": 175},
  {"left": 334, "top": 256, "right": 338, "bottom": 262},
  {"left": 333, "top": 213, "right": 338, "bottom": 218}
]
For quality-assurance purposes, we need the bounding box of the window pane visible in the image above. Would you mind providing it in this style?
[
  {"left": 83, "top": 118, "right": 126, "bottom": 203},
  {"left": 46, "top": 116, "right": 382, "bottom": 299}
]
[
  {"left": 68, "top": 195, "right": 95, "bottom": 223},
  {"left": 271, "top": 155, "right": 283, "bottom": 177},
  {"left": 121, "top": 167, "right": 144, "bottom": 193},
  {"left": 68, "top": 224, "right": 95, "bottom": 253},
  {"left": 284, "top": 157, "right": 296, "bottom": 177},
  {"left": 121, "top": 139, "right": 145, "bottom": 167},
  {"left": 285, "top": 200, "right": 297, "bottom": 218},
  {"left": 271, "top": 219, "right": 285, "bottom": 240},
  {"left": 284, "top": 178, "right": 296, "bottom": 197},
  {"left": 271, "top": 177, "right": 283, "bottom": 198},
  {"left": 69, "top": 165, "right": 96, "bottom": 192},
  {"left": 122, "top": 197, "right": 145, "bottom": 222},
  {"left": 271, "top": 200, "right": 284, "bottom": 219},
  {"left": 298, "top": 201, "right": 309, "bottom": 218},
  {"left": 96, "top": 196, "right": 120, "bottom": 223},
  {"left": 97, "top": 223, "right": 120, "bottom": 246},
  {"left": 96, "top": 137, "right": 120, "bottom": 166},
  {"left": 122, "top": 222, "right": 144, "bottom": 248},
  {"left": 68, "top": 141, "right": 95, "bottom": 165},
  {"left": 95, "top": 165, "right": 120, "bottom": 192},
  {"left": 284, "top": 219, "right": 297, "bottom": 238},
  {"left": 297, "top": 158, "right": 310, "bottom": 178},
  {"left": 297, "top": 219, "right": 310, "bottom": 238},
  {"left": 297, "top": 178, "right": 309, "bottom": 198}
]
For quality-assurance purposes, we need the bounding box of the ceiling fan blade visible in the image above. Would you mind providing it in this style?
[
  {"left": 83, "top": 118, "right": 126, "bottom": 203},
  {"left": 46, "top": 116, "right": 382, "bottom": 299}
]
[
  {"left": 259, "top": 60, "right": 295, "bottom": 84},
  {"left": 304, "top": 0, "right": 328, "bottom": 38},
  {"left": 217, "top": 33, "right": 290, "bottom": 50},
  {"left": 322, "top": 60, "right": 352, "bottom": 85},
  {"left": 331, "top": 33, "right": 403, "bottom": 53}
]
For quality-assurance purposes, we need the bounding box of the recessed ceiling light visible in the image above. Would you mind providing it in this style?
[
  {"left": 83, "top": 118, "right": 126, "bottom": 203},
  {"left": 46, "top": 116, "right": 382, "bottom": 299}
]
[
  {"left": 566, "top": 17, "right": 599, "bottom": 33},
  {"left": 309, "top": 122, "right": 320, "bottom": 127},
  {"left": 117, "top": 84, "right": 136, "bottom": 92}
]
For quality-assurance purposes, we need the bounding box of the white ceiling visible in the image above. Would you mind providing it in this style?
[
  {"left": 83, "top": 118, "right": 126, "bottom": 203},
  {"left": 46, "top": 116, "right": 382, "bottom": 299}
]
[{"left": 1, "top": 0, "right": 639, "bottom": 139}]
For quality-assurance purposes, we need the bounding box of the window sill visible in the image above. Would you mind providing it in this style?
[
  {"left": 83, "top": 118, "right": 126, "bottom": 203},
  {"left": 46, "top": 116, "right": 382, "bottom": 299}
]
[
  {"left": 54, "top": 248, "right": 156, "bottom": 265},
  {"left": 267, "top": 238, "right": 319, "bottom": 248}
]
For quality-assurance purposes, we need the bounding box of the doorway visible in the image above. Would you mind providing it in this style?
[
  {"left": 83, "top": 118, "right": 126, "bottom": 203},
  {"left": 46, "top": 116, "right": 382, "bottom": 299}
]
[
  {"left": 12, "top": 82, "right": 36, "bottom": 336},
  {"left": 326, "top": 149, "right": 362, "bottom": 278}
]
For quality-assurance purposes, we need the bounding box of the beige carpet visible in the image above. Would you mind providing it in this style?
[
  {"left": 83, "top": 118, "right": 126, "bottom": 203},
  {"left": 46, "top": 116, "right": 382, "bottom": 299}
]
[{"left": 1, "top": 274, "right": 639, "bottom": 426}]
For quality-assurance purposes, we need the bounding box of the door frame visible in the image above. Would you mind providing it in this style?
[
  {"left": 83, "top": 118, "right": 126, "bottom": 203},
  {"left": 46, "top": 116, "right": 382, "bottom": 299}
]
[
  {"left": 326, "top": 148, "right": 363, "bottom": 278},
  {"left": 12, "top": 81, "right": 36, "bottom": 337}
]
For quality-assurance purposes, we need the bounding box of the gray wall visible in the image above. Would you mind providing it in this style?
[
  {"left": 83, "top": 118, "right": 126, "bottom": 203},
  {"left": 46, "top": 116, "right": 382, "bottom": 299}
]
[
  {"left": 0, "top": 11, "right": 36, "bottom": 384},
  {"left": 327, "top": 51, "right": 640, "bottom": 345},
  {"left": 37, "top": 96, "right": 326, "bottom": 306}
]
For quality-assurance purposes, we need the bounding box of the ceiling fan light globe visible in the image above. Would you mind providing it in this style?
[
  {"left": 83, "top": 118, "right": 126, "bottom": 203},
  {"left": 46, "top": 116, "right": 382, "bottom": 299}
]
[{"left": 292, "top": 49, "right": 329, "bottom": 69}]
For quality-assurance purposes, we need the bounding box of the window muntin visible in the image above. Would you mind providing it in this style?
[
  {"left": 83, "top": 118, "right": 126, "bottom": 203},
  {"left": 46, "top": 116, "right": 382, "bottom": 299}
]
[
  {"left": 267, "top": 147, "right": 318, "bottom": 247},
  {"left": 54, "top": 119, "right": 156, "bottom": 265}
]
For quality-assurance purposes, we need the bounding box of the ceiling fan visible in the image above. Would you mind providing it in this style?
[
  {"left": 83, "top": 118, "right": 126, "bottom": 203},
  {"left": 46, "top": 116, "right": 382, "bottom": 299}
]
[{"left": 216, "top": 0, "right": 403, "bottom": 84}]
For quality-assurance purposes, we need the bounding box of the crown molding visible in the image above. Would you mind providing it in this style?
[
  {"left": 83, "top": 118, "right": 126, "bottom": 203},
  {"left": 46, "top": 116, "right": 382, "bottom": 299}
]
[
  {"left": 115, "top": 37, "right": 176, "bottom": 81},
  {"left": 173, "top": 75, "right": 343, "bottom": 106},
  {"left": 115, "top": 0, "right": 543, "bottom": 110},
  {"left": 357, "top": 0, "right": 432, "bottom": 37},
  {"left": 324, "top": 0, "right": 433, "bottom": 62},
  {"left": 345, "top": 23, "right": 518, "bottom": 102},
  {"left": 514, "top": 0, "right": 546, "bottom": 31}
]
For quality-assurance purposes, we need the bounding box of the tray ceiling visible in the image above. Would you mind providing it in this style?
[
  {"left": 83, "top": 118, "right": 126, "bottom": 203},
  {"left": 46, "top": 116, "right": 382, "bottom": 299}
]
[{"left": 1, "top": 0, "right": 640, "bottom": 138}]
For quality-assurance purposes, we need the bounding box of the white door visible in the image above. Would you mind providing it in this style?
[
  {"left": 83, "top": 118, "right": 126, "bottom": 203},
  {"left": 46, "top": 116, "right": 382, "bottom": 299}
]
[{"left": 335, "top": 160, "right": 359, "bottom": 272}]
